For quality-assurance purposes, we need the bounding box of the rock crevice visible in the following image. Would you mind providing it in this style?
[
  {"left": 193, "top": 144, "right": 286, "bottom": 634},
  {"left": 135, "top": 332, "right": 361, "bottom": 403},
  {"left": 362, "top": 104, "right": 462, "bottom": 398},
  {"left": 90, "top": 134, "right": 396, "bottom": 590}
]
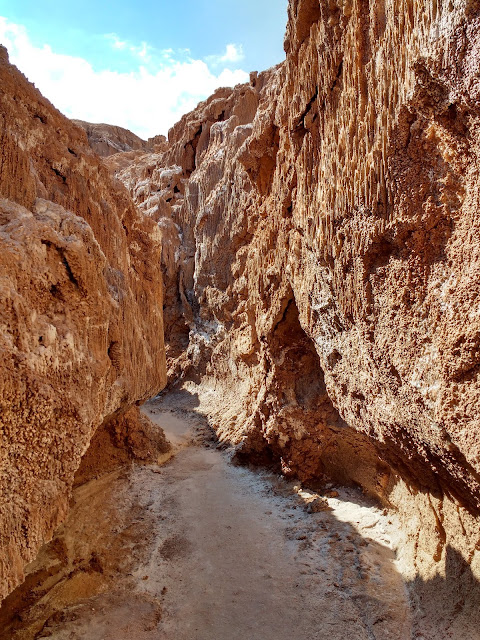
[
  {"left": 109, "top": 0, "right": 480, "bottom": 596},
  {"left": 2, "top": 0, "right": 480, "bottom": 622}
]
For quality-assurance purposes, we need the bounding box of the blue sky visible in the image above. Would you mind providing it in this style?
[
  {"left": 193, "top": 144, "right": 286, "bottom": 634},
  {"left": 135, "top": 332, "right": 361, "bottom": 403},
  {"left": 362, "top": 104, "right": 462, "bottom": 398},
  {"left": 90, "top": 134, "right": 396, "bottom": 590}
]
[{"left": 0, "top": 0, "right": 287, "bottom": 137}]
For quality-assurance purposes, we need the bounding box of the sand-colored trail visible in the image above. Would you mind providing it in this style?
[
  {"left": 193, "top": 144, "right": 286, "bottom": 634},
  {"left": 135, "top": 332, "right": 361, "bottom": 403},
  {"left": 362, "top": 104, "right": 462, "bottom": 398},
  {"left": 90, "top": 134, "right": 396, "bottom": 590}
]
[{"left": 0, "top": 391, "right": 412, "bottom": 639}]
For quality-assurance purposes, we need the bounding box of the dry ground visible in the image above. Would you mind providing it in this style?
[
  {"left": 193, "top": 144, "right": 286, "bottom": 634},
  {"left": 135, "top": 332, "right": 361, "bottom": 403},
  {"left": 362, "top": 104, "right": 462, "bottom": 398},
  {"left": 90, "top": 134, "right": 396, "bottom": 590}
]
[{"left": 0, "top": 389, "right": 449, "bottom": 640}]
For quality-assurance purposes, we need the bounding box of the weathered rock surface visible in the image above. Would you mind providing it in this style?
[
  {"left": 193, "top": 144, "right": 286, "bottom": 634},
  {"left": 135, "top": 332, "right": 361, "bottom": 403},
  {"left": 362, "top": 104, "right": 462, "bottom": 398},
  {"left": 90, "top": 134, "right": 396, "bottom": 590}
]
[
  {"left": 112, "top": 0, "right": 480, "bottom": 609},
  {"left": 0, "top": 47, "right": 167, "bottom": 601},
  {"left": 2, "top": 0, "right": 480, "bottom": 630},
  {"left": 0, "top": 393, "right": 418, "bottom": 640},
  {"left": 72, "top": 120, "right": 167, "bottom": 157}
]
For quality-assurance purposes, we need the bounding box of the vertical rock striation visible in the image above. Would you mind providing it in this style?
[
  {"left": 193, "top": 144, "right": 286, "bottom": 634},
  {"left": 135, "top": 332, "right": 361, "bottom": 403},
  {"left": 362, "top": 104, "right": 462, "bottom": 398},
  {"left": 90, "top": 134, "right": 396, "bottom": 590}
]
[
  {"left": 112, "top": 0, "right": 480, "bottom": 594},
  {"left": 0, "top": 47, "right": 167, "bottom": 601}
]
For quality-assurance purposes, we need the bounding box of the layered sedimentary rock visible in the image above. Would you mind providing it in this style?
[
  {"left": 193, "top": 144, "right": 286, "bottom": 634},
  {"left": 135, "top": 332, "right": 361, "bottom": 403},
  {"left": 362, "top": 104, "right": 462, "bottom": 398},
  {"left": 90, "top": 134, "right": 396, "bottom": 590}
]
[
  {"left": 0, "top": 47, "right": 167, "bottom": 601},
  {"left": 112, "top": 0, "right": 480, "bottom": 601},
  {"left": 72, "top": 119, "right": 167, "bottom": 157}
]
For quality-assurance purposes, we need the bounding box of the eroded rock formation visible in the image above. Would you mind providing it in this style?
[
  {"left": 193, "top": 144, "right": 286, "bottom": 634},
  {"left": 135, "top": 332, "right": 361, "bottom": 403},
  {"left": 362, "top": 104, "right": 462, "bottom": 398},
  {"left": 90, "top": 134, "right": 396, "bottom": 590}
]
[
  {"left": 0, "top": 47, "right": 167, "bottom": 601},
  {"left": 73, "top": 119, "right": 167, "bottom": 157},
  {"left": 110, "top": 0, "right": 480, "bottom": 597},
  {"left": 2, "top": 0, "right": 480, "bottom": 624}
]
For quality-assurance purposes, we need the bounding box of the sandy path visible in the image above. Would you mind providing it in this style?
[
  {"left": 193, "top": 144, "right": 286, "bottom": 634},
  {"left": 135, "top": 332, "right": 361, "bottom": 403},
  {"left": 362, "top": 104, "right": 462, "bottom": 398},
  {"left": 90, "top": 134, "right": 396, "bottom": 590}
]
[
  {"left": 0, "top": 392, "right": 412, "bottom": 640},
  {"left": 136, "top": 395, "right": 411, "bottom": 640}
]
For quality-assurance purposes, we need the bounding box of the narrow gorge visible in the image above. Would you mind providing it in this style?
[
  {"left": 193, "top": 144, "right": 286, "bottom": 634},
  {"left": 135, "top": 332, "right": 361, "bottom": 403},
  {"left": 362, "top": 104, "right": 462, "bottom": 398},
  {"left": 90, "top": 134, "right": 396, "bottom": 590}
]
[{"left": 1, "top": 0, "right": 480, "bottom": 638}]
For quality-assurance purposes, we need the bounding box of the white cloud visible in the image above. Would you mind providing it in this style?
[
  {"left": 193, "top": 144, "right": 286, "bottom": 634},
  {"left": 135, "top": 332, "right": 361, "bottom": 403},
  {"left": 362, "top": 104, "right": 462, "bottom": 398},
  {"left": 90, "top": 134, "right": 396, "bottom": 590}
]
[
  {"left": 206, "top": 43, "right": 245, "bottom": 66},
  {"left": 220, "top": 43, "right": 244, "bottom": 63},
  {"left": 0, "top": 18, "right": 249, "bottom": 138},
  {"left": 130, "top": 41, "right": 151, "bottom": 62},
  {"left": 105, "top": 33, "right": 127, "bottom": 50}
]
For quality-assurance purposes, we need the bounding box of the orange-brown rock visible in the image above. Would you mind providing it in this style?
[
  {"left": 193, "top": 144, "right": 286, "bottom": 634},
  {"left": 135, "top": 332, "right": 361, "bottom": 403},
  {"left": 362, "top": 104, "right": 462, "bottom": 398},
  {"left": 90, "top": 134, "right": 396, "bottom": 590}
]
[
  {"left": 0, "top": 47, "right": 166, "bottom": 601},
  {"left": 73, "top": 406, "right": 171, "bottom": 486},
  {"left": 72, "top": 120, "right": 167, "bottom": 157},
  {"left": 112, "top": 0, "right": 480, "bottom": 602}
]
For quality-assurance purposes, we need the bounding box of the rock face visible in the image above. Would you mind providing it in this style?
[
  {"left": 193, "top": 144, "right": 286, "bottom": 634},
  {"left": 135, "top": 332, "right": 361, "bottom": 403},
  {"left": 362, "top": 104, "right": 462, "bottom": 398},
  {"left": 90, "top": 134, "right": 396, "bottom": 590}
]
[
  {"left": 72, "top": 120, "right": 167, "bottom": 157},
  {"left": 112, "top": 0, "right": 480, "bottom": 597},
  {"left": 0, "top": 47, "right": 167, "bottom": 601},
  {"left": 2, "top": 0, "right": 480, "bottom": 623}
]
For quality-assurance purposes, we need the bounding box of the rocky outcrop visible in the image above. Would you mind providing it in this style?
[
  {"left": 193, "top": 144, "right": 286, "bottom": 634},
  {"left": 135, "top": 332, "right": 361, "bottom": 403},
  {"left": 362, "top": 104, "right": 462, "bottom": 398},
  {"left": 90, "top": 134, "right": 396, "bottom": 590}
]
[
  {"left": 106, "top": 78, "right": 277, "bottom": 380},
  {"left": 112, "top": 0, "right": 480, "bottom": 601},
  {"left": 72, "top": 120, "right": 167, "bottom": 157},
  {"left": 0, "top": 47, "right": 167, "bottom": 601},
  {"left": 2, "top": 0, "right": 480, "bottom": 624}
]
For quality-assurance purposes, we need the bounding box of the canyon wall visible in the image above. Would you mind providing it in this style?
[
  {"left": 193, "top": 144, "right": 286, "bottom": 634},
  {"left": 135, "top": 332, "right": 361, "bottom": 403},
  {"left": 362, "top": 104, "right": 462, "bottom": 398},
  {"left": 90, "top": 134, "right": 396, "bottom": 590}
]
[
  {"left": 2, "top": 0, "right": 480, "bottom": 619},
  {"left": 111, "top": 0, "right": 480, "bottom": 600},
  {"left": 0, "top": 47, "right": 167, "bottom": 601}
]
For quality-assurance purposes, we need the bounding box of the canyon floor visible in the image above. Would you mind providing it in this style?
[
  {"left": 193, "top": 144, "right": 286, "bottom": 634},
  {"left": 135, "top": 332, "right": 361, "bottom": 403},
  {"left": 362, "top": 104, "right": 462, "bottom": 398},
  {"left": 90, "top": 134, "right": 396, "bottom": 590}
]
[{"left": 1, "top": 389, "right": 472, "bottom": 640}]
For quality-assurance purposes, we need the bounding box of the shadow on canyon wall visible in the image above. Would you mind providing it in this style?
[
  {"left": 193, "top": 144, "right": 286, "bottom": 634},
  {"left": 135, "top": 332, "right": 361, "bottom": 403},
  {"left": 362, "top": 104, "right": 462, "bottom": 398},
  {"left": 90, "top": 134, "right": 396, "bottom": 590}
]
[
  {"left": 406, "top": 544, "right": 480, "bottom": 638},
  {"left": 0, "top": 387, "right": 479, "bottom": 639}
]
